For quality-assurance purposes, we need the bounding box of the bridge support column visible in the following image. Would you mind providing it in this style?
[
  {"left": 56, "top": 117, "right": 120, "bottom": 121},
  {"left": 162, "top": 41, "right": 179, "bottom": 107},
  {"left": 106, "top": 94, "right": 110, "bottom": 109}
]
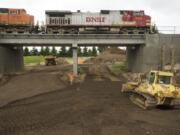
[
  {"left": 127, "top": 46, "right": 144, "bottom": 72},
  {"left": 72, "top": 43, "right": 78, "bottom": 75},
  {"left": 0, "top": 46, "right": 24, "bottom": 74},
  {"left": 127, "top": 34, "right": 169, "bottom": 73},
  {"left": 127, "top": 44, "right": 161, "bottom": 73}
]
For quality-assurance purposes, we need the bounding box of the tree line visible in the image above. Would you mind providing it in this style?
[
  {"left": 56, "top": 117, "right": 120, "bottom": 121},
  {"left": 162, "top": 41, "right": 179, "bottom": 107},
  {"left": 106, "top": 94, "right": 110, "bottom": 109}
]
[{"left": 23, "top": 46, "right": 104, "bottom": 57}]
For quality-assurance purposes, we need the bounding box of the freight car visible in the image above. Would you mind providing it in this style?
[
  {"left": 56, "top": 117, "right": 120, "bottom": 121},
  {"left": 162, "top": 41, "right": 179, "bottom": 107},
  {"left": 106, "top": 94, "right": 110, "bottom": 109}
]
[
  {"left": 45, "top": 10, "right": 155, "bottom": 34},
  {"left": 0, "top": 8, "right": 34, "bottom": 33}
]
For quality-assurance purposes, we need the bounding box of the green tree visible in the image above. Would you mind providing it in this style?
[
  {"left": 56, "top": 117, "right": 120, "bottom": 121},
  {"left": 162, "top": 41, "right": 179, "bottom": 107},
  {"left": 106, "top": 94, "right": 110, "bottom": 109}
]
[
  {"left": 59, "top": 46, "right": 67, "bottom": 57},
  {"left": 44, "top": 46, "right": 50, "bottom": 56},
  {"left": 23, "top": 47, "right": 30, "bottom": 56},
  {"left": 92, "top": 46, "right": 97, "bottom": 56},
  {"left": 98, "top": 47, "right": 104, "bottom": 53},
  {"left": 51, "top": 46, "right": 57, "bottom": 56},
  {"left": 39, "top": 46, "right": 45, "bottom": 56},
  {"left": 31, "top": 47, "right": 39, "bottom": 56},
  {"left": 66, "top": 47, "right": 72, "bottom": 57},
  {"left": 87, "top": 48, "right": 92, "bottom": 56},
  {"left": 78, "top": 47, "right": 83, "bottom": 57},
  {"left": 83, "top": 47, "right": 88, "bottom": 57}
]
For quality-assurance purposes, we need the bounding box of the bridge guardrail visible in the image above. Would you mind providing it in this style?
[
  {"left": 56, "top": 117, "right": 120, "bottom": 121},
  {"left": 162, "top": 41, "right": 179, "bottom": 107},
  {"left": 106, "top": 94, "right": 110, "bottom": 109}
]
[
  {"left": 157, "top": 26, "right": 180, "bottom": 34},
  {"left": 0, "top": 34, "right": 145, "bottom": 39}
]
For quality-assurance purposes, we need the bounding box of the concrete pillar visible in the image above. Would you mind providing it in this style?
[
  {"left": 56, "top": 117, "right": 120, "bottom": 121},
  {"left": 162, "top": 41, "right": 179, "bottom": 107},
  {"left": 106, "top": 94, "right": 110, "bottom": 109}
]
[
  {"left": 0, "top": 46, "right": 24, "bottom": 74},
  {"left": 72, "top": 43, "right": 78, "bottom": 75},
  {"left": 127, "top": 34, "right": 161, "bottom": 72},
  {"left": 127, "top": 45, "right": 144, "bottom": 72}
]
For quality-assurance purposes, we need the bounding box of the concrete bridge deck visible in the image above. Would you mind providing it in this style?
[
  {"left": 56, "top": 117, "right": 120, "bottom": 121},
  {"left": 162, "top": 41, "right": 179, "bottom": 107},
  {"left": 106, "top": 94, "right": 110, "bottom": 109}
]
[{"left": 0, "top": 34, "right": 145, "bottom": 46}]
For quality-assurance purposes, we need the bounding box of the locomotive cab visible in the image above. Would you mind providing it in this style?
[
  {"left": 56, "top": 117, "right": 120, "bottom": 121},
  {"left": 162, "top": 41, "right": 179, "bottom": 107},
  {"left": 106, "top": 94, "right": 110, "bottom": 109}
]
[{"left": 0, "top": 8, "right": 34, "bottom": 33}]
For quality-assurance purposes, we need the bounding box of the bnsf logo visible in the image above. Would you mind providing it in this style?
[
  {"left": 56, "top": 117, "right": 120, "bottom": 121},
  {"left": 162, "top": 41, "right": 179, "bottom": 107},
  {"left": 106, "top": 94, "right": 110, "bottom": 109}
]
[{"left": 86, "top": 17, "right": 105, "bottom": 22}]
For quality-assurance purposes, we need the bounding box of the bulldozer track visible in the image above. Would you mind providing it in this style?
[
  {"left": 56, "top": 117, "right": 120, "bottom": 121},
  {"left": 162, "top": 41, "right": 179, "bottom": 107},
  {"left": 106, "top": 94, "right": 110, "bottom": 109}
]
[{"left": 129, "top": 92, "right": 157, "bottom": 109}]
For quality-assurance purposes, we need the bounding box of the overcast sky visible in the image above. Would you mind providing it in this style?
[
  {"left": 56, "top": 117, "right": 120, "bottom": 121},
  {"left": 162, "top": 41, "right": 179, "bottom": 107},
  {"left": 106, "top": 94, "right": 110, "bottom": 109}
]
[{"left": 1, "top": 0, "right": 180, "bottom": 33}]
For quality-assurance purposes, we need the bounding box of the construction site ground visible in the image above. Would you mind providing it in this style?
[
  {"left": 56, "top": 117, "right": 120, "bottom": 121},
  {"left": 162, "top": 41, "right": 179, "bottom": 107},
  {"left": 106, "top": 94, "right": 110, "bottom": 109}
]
[
  {"left": 0, "top": 74, "right": 180, "bottom": 135},
  {"left": 0, "top": 48, "right": 180, "bottom": 135}
]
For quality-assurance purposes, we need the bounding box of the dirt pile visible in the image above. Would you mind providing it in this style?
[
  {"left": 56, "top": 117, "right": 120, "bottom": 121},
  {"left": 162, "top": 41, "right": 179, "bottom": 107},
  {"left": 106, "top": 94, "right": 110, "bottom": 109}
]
[
  {"left": 0, "top": 65, "right": 73, "bottom": 108},
  {"left": 85, "top": 48, "right": 126, "bottom": 80},
  {"left": 56, "top": 57, "right": 69, "bottom": 65},
  {"left": 85, "top": 48, "right": 126, "bottom": 65},
  {"left": 0, "top": 75, "right": 11, "bottom": 86}
]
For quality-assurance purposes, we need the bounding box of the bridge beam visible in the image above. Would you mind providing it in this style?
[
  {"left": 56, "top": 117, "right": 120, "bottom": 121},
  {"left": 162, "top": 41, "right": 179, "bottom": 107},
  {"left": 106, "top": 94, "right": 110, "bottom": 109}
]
[{"left": 0, "top": 46, "right": 23, "bottom": 74}]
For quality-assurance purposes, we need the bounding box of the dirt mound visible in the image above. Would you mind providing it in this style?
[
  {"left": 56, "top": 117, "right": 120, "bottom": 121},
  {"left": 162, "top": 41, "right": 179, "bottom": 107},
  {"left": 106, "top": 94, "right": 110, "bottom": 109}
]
[
  {"left": 85, "top": 48, "right": 126, "bottom": 65},
  {"left": 0, "top": 66, "right": 70, "bottom": 108},
  {"left": 0, "top": 75, "right": 11, "bottom": 86},
  {"left": 104, "top": 47, "right": 126, "bottom": 54},
  {"left": 85, "top": 48, "right": 126, "bottom": 81},
  {"left": 56, "top": 57, "right": 69, "bottom": 65}
]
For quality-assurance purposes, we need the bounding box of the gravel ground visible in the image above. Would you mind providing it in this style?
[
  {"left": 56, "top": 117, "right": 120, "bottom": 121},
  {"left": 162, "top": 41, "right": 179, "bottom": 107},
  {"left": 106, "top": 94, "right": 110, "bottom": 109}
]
[{"left": 0, "top": 76, "right": 180, "bottom": 135}]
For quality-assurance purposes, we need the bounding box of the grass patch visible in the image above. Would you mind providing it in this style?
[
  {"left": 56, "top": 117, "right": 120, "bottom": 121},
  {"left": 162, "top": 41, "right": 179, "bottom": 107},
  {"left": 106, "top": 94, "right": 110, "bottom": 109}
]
[
  {"left": 24, "top": 56, "right": 44, "bottom": 66},
  {"left": 111, "top": 61, "right": 127, "bottom": 74},
  {"left": 24, "top": 56, "right": 90, "bottom": 66}
]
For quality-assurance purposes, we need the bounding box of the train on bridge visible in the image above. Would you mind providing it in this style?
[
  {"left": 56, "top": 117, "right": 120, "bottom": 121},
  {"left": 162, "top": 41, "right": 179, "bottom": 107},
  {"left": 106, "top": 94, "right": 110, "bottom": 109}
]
[
  {"left": 0, "top": 8, "right": 34, "bottom": 33},
  {"left": 0, "top": 8, "right": 157, "bottom": 34}
]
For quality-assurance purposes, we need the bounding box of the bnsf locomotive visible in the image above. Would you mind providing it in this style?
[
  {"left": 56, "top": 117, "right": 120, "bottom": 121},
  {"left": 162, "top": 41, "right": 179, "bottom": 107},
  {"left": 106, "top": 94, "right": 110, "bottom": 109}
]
[
  {"left": 45, "top": 10, "right": 154, "bottom": 34},
  {"left": 0, "top": 8, "right": 34, "bottom": 33},
  {"left": 0, "top": 8, "right": 155, "bottom": 34}
]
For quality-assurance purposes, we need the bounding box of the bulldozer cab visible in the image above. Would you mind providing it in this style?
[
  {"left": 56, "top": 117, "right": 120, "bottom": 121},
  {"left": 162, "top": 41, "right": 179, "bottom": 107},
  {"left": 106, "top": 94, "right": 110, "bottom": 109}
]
[{"left": 148, "top": 71, "right": 173, "bottom": 85}]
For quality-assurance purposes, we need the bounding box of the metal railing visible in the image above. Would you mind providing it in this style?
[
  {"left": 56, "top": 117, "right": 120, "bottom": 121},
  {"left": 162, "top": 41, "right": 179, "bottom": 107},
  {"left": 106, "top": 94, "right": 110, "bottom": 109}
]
[{"left": 157, "top": 26, "right": 180, "bottom": 34}]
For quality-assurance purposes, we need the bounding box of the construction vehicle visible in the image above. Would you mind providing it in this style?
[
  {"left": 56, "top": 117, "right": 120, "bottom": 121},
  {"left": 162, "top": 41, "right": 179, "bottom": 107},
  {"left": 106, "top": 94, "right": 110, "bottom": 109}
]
[
  {"left": 122, "top": 70, "right": 180, "bottom": 109},
  {"left": 45, "top": 56, "right": 56, "bottom": 66}
]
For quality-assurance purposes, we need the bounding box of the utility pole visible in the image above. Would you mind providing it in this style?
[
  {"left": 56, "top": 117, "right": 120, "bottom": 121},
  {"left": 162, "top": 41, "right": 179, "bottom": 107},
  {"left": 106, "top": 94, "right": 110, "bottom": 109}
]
[
  {"left": 160, "top": 45, "right": 165, "bottom": 71},
  {"left": 171, "top": 45, "right": 175, "bottom": 71}
]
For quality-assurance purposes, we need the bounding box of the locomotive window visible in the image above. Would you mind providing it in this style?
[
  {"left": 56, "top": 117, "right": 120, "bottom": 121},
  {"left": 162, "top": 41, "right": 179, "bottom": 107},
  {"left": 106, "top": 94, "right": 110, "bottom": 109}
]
[
  {"left": 133, "top": 12, "right": 144, "bottom": 16},
  {"left": 10, "top": 10, "right": 17, "bottom": 14},
  {"left": 52, "top": 19, "right": 54, "bottom": 24},
  {"left": 0, "top": 8, "right": 8, "bottom": 13},
  {"left": 50, "top": 18, "right": 51, "bottom": 24},
  {"left": 120, "top": 11, "right": 123, "bottom": 14},
  {"left": 22, "top": 9, "right": 26, "bottom": 14},
  {"left": 65, "top": 20, "right": 67, "bottom": 24},
  {"left": 68, "top": 18, "right": 70, "bottom": 24}
]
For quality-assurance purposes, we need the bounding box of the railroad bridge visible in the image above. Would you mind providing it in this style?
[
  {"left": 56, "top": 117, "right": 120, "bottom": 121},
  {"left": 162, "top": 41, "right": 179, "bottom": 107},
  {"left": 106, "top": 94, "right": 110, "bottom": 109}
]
[{"left": 0, "top": 34, "right": 180, "bottom": 74}]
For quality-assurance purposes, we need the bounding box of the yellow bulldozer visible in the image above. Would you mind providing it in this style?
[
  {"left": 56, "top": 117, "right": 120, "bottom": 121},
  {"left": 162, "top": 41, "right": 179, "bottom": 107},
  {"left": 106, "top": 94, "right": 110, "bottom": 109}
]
[
  {"left": 122, "top": 70, "right": 180, "bottom": 109},
  {"left": 44, "top": 56, "right": 56, "bottom": 66}
]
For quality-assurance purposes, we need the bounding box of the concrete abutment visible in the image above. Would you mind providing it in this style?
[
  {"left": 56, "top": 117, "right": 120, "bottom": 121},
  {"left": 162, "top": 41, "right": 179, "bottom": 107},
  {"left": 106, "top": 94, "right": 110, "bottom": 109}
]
[
  {"left": 0, "top": 46, "right": 23, "bottom": 74},
  {"left": 127, "top": 34, "right": 180, "bottom": 72}
]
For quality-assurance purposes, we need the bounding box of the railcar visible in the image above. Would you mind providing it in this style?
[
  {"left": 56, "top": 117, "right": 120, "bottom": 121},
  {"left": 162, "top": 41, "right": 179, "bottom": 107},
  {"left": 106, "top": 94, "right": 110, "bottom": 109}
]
[
  {"left": 0, "top": 8, "right": 34, "bottom": 33},
  {"left": 45, "top": 10, "right": 154, "bottom": 34}
]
